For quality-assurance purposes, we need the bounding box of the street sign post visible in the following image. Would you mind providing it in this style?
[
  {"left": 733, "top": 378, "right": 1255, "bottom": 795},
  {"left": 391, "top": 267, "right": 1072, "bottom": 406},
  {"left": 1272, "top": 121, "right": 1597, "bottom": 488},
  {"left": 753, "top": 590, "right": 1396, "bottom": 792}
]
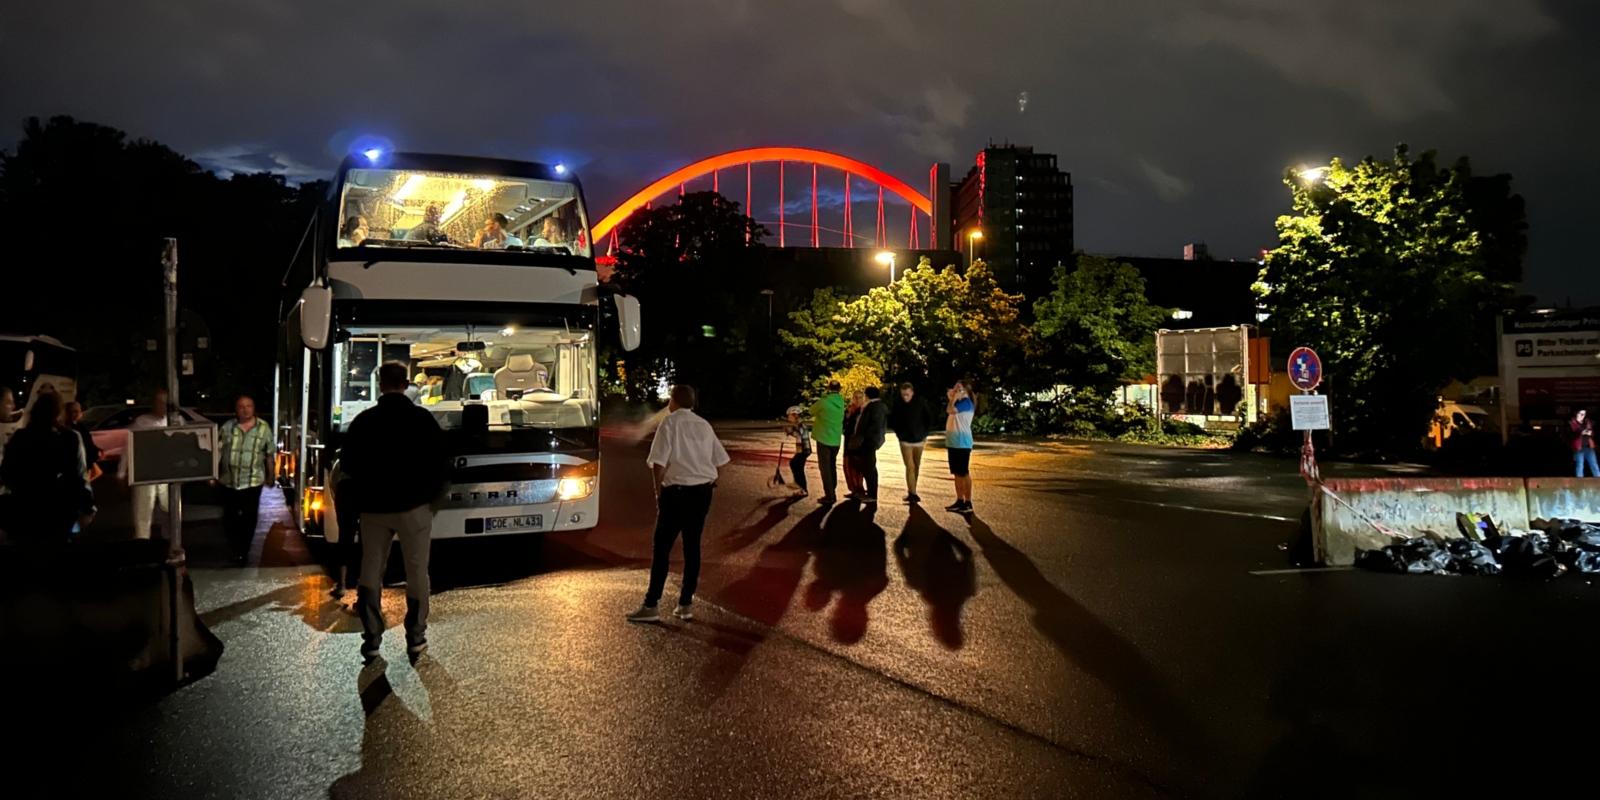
[{"left": 1288, "top": 346, "right": 1325, "bottom": 484}]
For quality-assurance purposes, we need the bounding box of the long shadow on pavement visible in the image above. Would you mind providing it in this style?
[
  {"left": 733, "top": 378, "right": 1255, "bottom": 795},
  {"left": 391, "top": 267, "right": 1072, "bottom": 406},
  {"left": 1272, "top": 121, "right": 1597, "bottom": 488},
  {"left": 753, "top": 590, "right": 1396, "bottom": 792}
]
[
  {"left": 893, "top": 506, "right": 977, "bottom": 649},
  {"left": 966, "top": 515, "right": 1215, "bottom": 770},
  {"left": 328, "top": 656, "right": 465, "bottom": 799},
  {"left": 691, "top": 505, "right": 830, "bottom": 701},
  {"left": 803, "top": 502, "right": 889, "bottom": 645},
  {"left": 713, "top": 495, "right": 805, "bottom": 556}
]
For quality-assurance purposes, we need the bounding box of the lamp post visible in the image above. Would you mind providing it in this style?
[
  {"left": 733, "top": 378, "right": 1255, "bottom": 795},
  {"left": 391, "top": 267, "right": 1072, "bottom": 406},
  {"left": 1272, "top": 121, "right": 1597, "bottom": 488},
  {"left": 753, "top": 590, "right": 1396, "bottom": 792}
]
[
  {"left": 759, "top": 288, "right": 775, "bottom": 407},
  {"left": 875, "top": 251, "right": 896, "bottom": 285},
  {"left": 967, "top": 229, "right": 984, "bottom": 268},
  {"left": 759, "top": 288, "right": 774, "bottom": 336}
]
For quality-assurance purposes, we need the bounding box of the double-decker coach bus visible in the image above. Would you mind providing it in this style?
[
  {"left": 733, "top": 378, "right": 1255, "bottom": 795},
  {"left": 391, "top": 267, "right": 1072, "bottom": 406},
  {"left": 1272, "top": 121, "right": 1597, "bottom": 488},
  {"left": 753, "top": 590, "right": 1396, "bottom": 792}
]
[{"left": 277, "top": 151, "right": 639, "bottom": 543}]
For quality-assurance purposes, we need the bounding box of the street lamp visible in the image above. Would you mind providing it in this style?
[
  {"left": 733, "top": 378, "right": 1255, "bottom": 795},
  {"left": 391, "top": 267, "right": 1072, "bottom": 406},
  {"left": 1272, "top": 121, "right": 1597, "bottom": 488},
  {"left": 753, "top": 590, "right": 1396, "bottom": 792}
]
[
  {"left": 1296, "top": 166, "right": 1327, "bottom": 184},
  {"left": 875, "top": 251, "right": 896, "bottom": 285},
  {"left": 759, "top": 289, "right": 775, "bottom": 406},
  {"left": 967, "top": 229, "right": 984, "bottom": 268}
]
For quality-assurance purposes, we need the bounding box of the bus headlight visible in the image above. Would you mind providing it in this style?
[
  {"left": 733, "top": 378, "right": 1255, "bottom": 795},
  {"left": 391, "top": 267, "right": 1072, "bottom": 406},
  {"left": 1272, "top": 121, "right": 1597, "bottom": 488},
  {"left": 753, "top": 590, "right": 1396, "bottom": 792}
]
[{"left": 557, "top": 477, "right": 594, "bottom": 501}]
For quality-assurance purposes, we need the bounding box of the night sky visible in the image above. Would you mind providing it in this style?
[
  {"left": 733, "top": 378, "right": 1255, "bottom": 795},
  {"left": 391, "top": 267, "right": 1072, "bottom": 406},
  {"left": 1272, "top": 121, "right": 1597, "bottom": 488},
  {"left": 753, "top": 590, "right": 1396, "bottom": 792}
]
[{"left": 3, "top": 1, "right": 1595, "bottom": 301}]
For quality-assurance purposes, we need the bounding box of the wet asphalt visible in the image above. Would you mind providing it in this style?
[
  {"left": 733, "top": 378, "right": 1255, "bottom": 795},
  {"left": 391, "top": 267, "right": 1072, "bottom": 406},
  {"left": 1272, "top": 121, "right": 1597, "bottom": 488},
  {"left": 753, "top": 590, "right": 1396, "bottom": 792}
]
[{"left": 17, "top": 426, "right": 1600, "bottom": 798}]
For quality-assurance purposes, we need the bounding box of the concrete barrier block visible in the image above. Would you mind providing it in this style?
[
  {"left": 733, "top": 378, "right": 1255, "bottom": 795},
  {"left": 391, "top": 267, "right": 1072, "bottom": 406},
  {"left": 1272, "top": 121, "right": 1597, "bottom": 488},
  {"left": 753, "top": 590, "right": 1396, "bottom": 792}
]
[
  {"left": 1525, "top": 477, "right": 1600, "bottom": 523},
  {"left": 1316, "top": 477, "right": 1530, "bottom": 566}
]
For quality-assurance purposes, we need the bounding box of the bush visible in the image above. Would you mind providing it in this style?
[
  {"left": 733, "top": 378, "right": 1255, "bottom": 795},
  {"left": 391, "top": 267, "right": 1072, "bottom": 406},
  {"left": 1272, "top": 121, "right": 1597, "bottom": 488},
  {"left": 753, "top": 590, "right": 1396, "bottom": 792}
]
[{"left": 1233, "top": 408, "right": 1300, "bottom": 455}]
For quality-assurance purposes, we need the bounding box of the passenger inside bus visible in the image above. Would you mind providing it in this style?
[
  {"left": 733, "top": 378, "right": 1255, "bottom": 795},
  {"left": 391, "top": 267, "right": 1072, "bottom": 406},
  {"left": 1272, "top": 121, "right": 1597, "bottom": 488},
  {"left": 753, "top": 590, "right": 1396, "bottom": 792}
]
[
  {"left": 406, "top": 204, "right": 445, "bottom": 243},
  {"left": 335, "top": 168, "right": 590, "bottom": 256},
  {"left": 531, "top": 217, "right": 566, "bottom": 250},
  {"left": 472, "top": 213, "right": 523, "bottom": 250},
  {"left": 339, "top": 215, "right": 368, "bottom": 247}
]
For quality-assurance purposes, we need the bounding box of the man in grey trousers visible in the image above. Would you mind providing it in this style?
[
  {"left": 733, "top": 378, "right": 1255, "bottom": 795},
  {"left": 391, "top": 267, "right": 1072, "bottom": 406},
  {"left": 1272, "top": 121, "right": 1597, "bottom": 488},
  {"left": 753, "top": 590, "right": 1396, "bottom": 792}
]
[{"left": 341, "top": 361, "right": 450, "bottom": 663}]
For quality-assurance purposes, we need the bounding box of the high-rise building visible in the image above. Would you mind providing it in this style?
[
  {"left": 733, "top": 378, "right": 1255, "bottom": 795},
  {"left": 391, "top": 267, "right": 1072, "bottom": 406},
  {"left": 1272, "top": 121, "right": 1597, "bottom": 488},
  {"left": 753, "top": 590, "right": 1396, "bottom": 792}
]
[{"left": 950, "top": 144, "right": 1074, "bottom": 296}]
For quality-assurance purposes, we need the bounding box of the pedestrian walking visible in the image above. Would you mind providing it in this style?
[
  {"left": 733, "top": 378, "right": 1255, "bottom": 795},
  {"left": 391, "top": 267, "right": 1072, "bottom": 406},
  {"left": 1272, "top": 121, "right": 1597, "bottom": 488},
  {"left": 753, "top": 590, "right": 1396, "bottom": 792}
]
[
  {"left": 809, "top": 381, "right": 845, "bottom": 505},
  {"left": 122, "top": 389, "right": 172, "bottom": 539},
  {"left": 784, "top": 406, "right": 811, "bottom": 496},
  {"left": 217, "top": 394, "right": 275, "bottom": 565},
  {"left": 888, "top": 382, "right": 940, "bottom": 503},
  {"left": 64, "top": 401, "right": 102, "bottom": 481},
  {"left": 1573, "top": 409, "right": 1599, "bottom": 477},
  {"left": 848, "top": 386, "right": 888, "bottom": 503},
  {"left": 627, "top": 385, "right": 729, "bottom": 624},
  {"left": 842, "top": 390, "right": 866, "bottom": 498},
  {"left": 0, "top": 391, "right": 94, "bottom": 542},
  {"left": 944, "top": 381, "right": 977, "bottom": 514},
  {"left": 341, "top": 362, "right": 449, "bottom": 662}
]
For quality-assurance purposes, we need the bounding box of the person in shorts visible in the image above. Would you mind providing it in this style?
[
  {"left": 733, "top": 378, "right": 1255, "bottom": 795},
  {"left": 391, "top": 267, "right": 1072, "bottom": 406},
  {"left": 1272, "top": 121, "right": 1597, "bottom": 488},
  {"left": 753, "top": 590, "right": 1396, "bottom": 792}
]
[{"left": 944, "top": 381, "right": 976, "bottom": 514}]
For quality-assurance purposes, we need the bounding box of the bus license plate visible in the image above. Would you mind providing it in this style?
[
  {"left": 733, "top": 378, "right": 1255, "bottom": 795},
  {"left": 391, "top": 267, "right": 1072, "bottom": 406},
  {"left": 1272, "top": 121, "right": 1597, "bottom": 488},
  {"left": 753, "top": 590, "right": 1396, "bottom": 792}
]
[{"left": 486, "top": 514, "right": 543, "bottom": 533}]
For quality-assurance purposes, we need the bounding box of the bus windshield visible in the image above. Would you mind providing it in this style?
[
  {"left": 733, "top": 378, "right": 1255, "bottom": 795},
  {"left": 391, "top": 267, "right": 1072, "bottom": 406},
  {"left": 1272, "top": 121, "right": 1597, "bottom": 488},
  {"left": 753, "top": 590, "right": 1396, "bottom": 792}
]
[
  {"left": 0, "top": 335, "right": 79, "bottom": 409},
  {"left": 329, "top": 325, "right": 597, "bottom": 433},
  {"left": 336, "top": 168, "right": 589, "bottom": 257}
]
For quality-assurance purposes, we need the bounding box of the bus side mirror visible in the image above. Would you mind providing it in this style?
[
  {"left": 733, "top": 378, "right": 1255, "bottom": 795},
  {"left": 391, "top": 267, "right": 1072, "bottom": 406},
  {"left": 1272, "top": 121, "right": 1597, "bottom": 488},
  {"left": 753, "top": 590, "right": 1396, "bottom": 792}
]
[
  {"left": 300, "top": 283, "right": 333, "bottom": 350},
  {"left": 614, "top": 294, "right": 641, "bottom": 352}
]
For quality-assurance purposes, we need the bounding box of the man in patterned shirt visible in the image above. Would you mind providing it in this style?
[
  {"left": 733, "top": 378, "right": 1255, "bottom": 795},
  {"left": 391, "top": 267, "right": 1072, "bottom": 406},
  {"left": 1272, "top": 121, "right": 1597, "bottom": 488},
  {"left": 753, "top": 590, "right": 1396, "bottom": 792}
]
[{"left": 218, "top": 394, "right": 275, "bottom": 565}]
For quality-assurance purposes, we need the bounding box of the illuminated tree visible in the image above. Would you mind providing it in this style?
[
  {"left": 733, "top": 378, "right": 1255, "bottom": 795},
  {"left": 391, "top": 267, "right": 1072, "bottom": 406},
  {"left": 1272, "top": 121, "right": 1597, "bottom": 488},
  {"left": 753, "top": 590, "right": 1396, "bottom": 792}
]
[
  {"left": 780, "top": 258, "right": 1027, "bottom": 399},
  {"left": 1033, "top": 255, "right": 1170, "bottom": 394},
  {"left": 1258, "top": 146, "right": 1525, "bottom": 452}
]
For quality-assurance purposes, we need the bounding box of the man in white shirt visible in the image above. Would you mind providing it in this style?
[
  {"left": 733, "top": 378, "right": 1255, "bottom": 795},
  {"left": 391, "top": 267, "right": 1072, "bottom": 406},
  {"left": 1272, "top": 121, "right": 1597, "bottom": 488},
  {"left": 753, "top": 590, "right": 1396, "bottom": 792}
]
[
  {"left": 627, "top": 385, "right": 730, "bottom": 623},
  {"left": 122, "top": 389, "right": 171, "bottom": 539}
]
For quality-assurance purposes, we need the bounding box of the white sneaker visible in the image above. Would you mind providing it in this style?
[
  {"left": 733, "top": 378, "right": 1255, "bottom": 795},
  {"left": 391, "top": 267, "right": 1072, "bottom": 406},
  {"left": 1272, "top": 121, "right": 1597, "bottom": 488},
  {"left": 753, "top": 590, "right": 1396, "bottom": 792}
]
[
  {"left": 626, "top": 605, "right": 661, "bottom": 623},
  {"left": 672, "top": 604, "right": 694, "bottom": 621}
]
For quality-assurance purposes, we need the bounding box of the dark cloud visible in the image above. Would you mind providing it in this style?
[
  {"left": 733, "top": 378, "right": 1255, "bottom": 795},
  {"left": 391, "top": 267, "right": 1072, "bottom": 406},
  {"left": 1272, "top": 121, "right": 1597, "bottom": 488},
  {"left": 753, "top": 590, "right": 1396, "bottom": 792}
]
[{"left": 2, "top": 0, "right": 1595, "bottom": 299}]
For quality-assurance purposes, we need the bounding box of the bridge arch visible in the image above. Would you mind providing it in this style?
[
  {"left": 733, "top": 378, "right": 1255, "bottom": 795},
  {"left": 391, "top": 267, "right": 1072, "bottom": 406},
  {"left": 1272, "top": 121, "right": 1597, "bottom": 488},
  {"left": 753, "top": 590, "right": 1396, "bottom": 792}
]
[{"left": 590, "top": 146, "right": 932, "bottom": 245}]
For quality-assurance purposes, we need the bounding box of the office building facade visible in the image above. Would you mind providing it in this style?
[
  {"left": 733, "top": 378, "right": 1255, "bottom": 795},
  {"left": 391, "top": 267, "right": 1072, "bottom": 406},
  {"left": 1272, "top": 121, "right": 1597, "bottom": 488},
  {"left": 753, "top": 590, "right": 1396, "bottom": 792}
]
[{"left": 950, "top": 145, "right": 1074, "bottom": 296}]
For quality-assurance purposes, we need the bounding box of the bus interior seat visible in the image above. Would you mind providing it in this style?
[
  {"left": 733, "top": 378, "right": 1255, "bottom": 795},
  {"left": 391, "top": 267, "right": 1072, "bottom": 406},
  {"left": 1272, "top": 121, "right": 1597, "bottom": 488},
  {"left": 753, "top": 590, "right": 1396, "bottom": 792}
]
[{"left": 494, "top": 353, "right": 549, "bottom": 395}]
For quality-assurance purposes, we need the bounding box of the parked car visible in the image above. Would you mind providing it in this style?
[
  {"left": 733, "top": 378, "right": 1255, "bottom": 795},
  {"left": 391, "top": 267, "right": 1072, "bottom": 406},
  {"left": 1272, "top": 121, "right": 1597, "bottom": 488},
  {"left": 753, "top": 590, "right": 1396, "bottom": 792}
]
[{"left": 91, "top": 405, "right": 209, "bottom": 462}]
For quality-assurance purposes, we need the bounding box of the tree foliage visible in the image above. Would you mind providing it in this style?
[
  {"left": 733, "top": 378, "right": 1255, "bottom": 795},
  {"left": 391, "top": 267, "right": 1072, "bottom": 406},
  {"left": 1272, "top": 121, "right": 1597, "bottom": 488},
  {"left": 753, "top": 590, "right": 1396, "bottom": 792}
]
[
  {"left": 779, "top": 257, "right": 1027, "bottom": 399},
  {"left": 1258, "top": 145, "right": 1526, "bottom": 452},
  {"left": 1033, "top": 255, "right": 1170, "bottom": 394},
  {"left": 609, "top": 191, "right": 768, "bottom": 411},
  {"left": 0, "top": 116, "right": 324, "bottom": 406}
]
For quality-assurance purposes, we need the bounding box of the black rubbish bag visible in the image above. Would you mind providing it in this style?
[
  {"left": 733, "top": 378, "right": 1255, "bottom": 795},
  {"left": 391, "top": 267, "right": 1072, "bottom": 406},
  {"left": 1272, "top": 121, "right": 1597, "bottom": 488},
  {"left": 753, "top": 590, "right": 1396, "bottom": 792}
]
[
  {"left": 1570, "top": 549, "right": 1600, "bottom": 574},
  {"left": 1488, "top": 533, "right": 1567, "bottom": 579},
  {"left": 1357, "top": 538, "right": 1455, "bottom": 575},
  {"left": 1531, "top": 518, "right": 1600, "bottom": 544},
  {"left": 1355, "top": 547, "right": 1406, "bottom": 573},
  {"left": 1445, "top": 539, "right": 1503, "bottom": 576}
]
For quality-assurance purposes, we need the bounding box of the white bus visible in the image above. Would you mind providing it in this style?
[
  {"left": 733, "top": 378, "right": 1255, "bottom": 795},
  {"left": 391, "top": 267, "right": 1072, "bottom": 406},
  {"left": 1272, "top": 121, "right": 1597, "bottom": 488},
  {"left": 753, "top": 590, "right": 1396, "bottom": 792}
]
[{"left": 277, "top": 151, "right": 639, "bottom": 543}]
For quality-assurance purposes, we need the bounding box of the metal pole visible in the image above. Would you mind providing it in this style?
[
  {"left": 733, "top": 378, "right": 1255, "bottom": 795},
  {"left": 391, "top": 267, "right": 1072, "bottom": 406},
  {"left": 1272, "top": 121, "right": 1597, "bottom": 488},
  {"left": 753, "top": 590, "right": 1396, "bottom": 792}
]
[
  {"left": 761, "top": 289, "right": 775, "bottom": 409},
  {"left": 161, "top": 237, "right": 185, "bottom": 685},
  {"left": 162, "top": 238, "right": 184, "bottom": 561}
]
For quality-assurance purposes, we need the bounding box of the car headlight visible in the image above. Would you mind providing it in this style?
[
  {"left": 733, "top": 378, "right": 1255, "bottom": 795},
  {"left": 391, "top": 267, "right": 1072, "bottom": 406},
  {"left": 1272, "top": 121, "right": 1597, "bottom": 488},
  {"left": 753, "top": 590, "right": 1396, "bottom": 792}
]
[{"left": 557, "top": 477, "right": 594, "bottom": 501}]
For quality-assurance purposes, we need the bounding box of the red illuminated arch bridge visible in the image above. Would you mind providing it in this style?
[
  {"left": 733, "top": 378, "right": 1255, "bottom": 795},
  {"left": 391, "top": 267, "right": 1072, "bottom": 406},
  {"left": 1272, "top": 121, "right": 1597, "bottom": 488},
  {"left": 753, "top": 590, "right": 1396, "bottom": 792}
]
[{"left": 591, "top": 147, "right": 934, "bottom": 252}]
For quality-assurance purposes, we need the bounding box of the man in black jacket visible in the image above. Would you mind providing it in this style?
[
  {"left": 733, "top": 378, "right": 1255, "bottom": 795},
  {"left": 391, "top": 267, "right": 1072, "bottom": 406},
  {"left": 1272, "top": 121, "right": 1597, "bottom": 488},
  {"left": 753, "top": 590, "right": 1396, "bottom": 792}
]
[
  {"left": 342, "top": 361, "right": 449, "bottom": 662},
  {"left": 848, "top": 385, "right": 890, "bottom": 503},
  {"left": 887, "top": 383, "right": 940, "bottom": 504}
]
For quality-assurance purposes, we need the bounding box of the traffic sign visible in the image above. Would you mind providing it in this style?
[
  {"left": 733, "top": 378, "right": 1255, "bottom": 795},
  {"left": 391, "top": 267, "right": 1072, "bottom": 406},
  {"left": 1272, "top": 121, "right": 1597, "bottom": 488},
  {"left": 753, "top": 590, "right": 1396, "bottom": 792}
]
[{"left": 1287, "top": 347, "right": 1322, "bottom": 392}]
